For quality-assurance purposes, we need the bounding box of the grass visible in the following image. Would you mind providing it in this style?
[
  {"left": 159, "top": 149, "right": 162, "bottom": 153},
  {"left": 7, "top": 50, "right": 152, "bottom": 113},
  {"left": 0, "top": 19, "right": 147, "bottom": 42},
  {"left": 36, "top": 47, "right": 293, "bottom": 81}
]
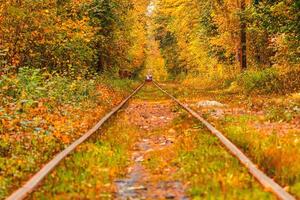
[
  {"left": 98, "top": 76, "right": 140, "bottom": 94},
  {"left": 218, "top": 115, "right": 300, "bottom": 197},
  {"left": 134, "top": 82, "right": 170, "bottom": 101},
  {"left": 170, "top": 112, "right": 275, "bottom": 199},
  {"left": 138, "top": 106, "right": 275, "bottom": 199},
  {"left": 265, "top": 105, "right": 295, "bottom": 122},
  {"left": 11, "top": 82, "right": 297, "bottom": 199},
  {"left": 29, "top": 84, "right": 167, "bottom": 199},
  {"left": 159, "top": 82, "right": 300, "bottom": 197},
  {"left": 0, "top": 67, "right": 138, "bottom": 199},
  {"left": 30, "top": 111, "right": 140, "bottom": 199}
]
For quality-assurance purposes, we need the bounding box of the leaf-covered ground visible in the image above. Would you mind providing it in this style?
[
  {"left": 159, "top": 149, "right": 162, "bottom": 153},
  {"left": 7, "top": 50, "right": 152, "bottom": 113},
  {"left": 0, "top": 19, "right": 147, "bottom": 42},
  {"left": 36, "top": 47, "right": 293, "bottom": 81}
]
[
  {"left": 160, "top": 82, "right": 300, "bottom": 198},
  {"left": 0, "top": 71, "right": 137, "bottom": 199},
  {"left": 29, "top": 84, "right": 275, "bottom": 199}
]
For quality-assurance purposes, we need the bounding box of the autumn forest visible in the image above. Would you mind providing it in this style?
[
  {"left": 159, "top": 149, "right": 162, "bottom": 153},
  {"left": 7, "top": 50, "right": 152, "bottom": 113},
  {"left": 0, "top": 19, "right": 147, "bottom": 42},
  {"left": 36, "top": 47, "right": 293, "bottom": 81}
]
[{"left": 0, "top": 0, "right": 300, "bottom": 199}]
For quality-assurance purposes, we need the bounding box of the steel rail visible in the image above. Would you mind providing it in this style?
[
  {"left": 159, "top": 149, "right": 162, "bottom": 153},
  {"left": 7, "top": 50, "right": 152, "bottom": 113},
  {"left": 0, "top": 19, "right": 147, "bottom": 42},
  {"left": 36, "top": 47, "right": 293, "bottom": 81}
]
[
  {"left": 6, "top": 82, "right": 145, "bottom": 200},
  {"left": 153, "top": 81, "right": 296, "bottom": 200}
]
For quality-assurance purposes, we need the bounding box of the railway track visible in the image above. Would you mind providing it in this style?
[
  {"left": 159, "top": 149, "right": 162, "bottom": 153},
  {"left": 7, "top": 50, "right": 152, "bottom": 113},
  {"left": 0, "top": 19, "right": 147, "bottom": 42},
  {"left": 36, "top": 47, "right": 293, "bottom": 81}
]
[{"left": 6, "top": 81, "right": 296, "bottom": 200}]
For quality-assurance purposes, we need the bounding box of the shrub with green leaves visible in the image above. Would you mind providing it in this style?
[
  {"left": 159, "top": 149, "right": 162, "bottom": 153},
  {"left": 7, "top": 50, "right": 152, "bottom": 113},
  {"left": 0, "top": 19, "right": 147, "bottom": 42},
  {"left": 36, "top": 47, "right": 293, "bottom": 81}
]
[
  {"left": 0, "top": 67, "right": 100, "bottom": 108},
  {"left": 47, "top": 76, "right": 99, "bottom": 105},
  {"left": 237, "top": 68, "right": 300, "bottom": 94},
  {"left": 0, "top": 67, "right": 47, "bottom": 101},
  {"left": 238, "top": 68, "right": 282, "bottom": 94}
]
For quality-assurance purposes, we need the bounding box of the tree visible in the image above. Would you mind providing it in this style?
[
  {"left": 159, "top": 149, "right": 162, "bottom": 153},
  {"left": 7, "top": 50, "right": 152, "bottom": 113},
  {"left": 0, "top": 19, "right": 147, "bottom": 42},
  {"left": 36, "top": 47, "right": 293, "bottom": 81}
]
[
  {"left": 240, "top": 0, "right": 247, "bottom": 70},
  {"left": 0, "top": 0, "right": 149, "bottom": 76}
]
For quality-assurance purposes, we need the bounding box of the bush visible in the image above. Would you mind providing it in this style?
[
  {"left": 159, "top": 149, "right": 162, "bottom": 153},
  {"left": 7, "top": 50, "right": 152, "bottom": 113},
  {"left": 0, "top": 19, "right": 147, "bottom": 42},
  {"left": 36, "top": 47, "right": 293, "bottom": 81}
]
[
  {"left": 280, "top": 70, "right": 300, "bottom": 93},
  {"left": 0, "top": 67, "right": 47, "bottom": 100},
  {"left": 0, "top": 67, "right": 100, "bottom": 107},
  {"left": 237, "top": 68, "right": 300, "bottom": 94},
  {"left": 238, "top": 68, "right": 282, "bottom": 94},
  {"left": 97, "top": 75, "right": 137, "bottom": 93},
  {"left": 47, "top": 76, "right": 99, "bottom": 105}
]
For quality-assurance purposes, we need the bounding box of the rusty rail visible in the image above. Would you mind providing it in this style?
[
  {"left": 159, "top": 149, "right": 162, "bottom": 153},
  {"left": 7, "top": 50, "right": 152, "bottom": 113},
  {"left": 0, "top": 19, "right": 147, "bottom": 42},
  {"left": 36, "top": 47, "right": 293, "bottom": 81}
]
[
  {"left": 6, "top": 82, "right": 145, "bottom": 200},
  {"left": 153, "top": 81, "right": 295, "bottom": 200},
  {"left": 7, "top": 81, "right": 297, "bottom": 200}
]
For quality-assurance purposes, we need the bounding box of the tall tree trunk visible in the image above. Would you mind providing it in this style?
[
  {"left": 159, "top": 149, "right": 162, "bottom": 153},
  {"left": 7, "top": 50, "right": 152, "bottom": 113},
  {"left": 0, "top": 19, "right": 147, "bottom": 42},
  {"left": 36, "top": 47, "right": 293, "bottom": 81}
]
[{"left": 240, "top": 0, "right": 247, "bottom": 71}]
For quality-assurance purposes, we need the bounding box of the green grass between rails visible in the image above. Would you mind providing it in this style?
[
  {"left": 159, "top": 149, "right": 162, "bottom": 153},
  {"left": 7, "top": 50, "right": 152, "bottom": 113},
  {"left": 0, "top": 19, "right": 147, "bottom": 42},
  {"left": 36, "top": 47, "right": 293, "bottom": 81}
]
[
  {"left": 27, "top": 83, "right": 169, "bottom": 199},
  {"left": 29, "top": 84, "right": 279, "bottom": 199},
  {"left": 134, "top": 83, "right": 170, "bottom": 101}
]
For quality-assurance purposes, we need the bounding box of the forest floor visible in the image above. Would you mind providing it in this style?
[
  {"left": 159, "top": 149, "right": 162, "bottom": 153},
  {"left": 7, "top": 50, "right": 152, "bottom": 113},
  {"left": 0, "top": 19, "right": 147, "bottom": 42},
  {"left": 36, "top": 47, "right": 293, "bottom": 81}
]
[
  {"left": 2, "top": 81, "right": 300, "bottom": 199},
  {"left": 0, "top": 79, "right": 137, "bottom": 199},
  {"left": 30, "top": 83, "right": 277, "bottom": 199},
  {"left": 160, "top": 82, "right": 300, "bottom": 197}
]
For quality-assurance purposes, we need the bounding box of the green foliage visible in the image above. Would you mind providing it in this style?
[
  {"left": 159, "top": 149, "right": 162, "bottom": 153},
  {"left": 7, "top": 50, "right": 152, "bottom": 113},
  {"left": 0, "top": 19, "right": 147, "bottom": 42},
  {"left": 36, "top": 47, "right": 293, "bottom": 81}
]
[
  {"left": 17, "top": 67, "right": 47, "bottom": 99},
  {"left": 98, "top": 75, "right": 138, "bottom": 93},
  {"left": 48, "top": 76, "right": 98, "bottom": 105},
  {"left": 0, "top": 67, "right": 99, "bottom": 106},
  {"left": 0, "top": 67, "right": 47, "bottom": 101},
  {"left": 238, "top": 68, "right": 281, "bottom": 94},
  {"left": 237, "top": 68, "right": 300, "bottom": 94}
]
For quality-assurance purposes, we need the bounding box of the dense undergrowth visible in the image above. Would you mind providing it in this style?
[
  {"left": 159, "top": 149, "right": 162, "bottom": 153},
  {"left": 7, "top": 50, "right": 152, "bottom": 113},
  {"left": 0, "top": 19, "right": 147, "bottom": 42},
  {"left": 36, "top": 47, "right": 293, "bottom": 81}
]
[
  {"left": 0, "top": 67, "right": 137, "bottom": 198},
  {"left": 236, "top": 68, "right": 300, "bottom": 94},
  {"left": 182, "top": 67, "right": 300, "bottom": 95}
]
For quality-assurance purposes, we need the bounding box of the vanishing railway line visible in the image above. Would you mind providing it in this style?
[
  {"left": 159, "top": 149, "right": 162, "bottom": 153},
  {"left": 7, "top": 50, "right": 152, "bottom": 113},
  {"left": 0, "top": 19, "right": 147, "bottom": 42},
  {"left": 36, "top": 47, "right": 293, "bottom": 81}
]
[{"left": 6, "top": 81, "right": 296, "bottom": 200}]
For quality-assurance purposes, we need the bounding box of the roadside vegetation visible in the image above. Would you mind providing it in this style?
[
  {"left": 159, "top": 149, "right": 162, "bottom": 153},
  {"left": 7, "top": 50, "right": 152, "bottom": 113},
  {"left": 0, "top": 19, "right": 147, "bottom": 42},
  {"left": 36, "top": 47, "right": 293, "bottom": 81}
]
[
  {"left": 219, "top": 115, "right": 300, "bottom": 197},
  {"left": 0, "top": 0, "right": 147, "bottom": 198},
  {"left": 171, "top": 112, "right": 274, "bottom": 199},
  {"left": 158, "top": 83, "right": 300, "bottom": 198},
  {"left": 0, "top": 0, "right": 299, "bottom": 199},
  {"left": 0, "top": 67, "right": 137, "bottom": 198}
]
